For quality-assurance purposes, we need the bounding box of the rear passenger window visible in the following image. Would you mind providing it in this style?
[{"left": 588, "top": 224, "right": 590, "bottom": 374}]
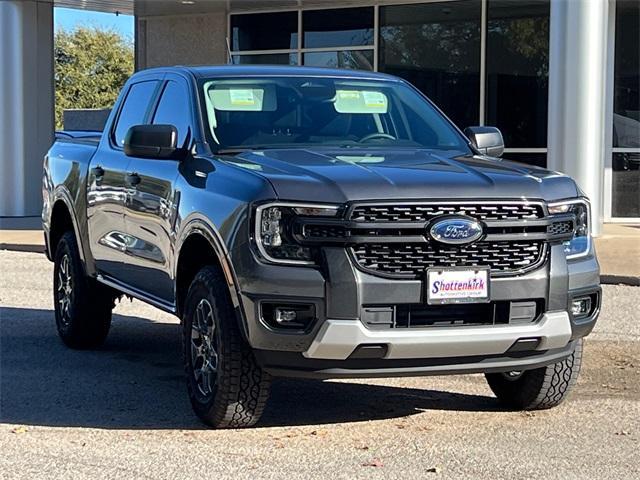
[
  {"left": 113, "top": 81, "right": 159, "bottom": 147},
  {"left": 152, "top": 81, "right": 192, "bottom": 147}
]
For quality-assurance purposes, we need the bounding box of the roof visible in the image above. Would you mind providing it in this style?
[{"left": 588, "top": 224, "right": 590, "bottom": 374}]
[{"left": 138, "top": 65, "right": 402, "bottom": 82}]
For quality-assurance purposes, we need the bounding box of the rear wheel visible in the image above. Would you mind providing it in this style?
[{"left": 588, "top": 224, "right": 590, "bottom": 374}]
[
  {"left": 485, "top": 339, "right": 583, "bottom": 410},
  {"left": 182, "top": 266, "right": 271, "bottom": 428},
  {"left": 53, "top": 231, "right": 115, "bottom": 349}
]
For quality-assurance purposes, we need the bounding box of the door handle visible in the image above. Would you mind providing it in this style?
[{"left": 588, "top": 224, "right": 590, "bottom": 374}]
[
  {"left": 91, "top": 166, "right": 105, "bottom": 177},
  {"left": 126, "top": 172, "right": 141, "bottom": 186}
]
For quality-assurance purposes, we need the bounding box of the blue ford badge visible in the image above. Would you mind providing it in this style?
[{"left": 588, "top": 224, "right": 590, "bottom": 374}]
[{"left": 429, "top": 217, "right": 483, "bottom": 244}]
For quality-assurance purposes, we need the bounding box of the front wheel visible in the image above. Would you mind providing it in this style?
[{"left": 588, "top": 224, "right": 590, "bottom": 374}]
[
  {"left": 485, "top": 339, "right": 584, "bottom": 410},
  {"left": 182, "top": 266, "right": 271, "bottom": 428}
]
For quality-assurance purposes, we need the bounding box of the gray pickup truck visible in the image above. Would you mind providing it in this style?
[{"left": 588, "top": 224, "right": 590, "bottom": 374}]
[{"left": 43, "top": 65, "right": 601, "bottom": 428}]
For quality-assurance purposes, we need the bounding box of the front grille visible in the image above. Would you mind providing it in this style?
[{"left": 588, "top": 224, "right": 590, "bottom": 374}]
[
  {"left": 350, "top": 203, "right": 543, "bottom": 222},
  {"left": 547, "top": 220, "right": 573, "bottom": 236},
  {"left": 303, "top": 224, "right": 347, "bottom": 238},
  {"left": 351, "top": 241, "right": 546, "bottom": 278}
]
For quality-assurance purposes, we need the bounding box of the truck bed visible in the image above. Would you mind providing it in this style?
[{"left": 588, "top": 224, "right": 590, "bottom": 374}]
[{"left": 54, "top": 130, "right": 102, "bottom": 145}]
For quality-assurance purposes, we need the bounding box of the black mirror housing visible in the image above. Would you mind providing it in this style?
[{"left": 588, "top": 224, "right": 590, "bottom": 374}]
[
  {"left": 464, "top": 126, "right": 504, "bottom": 158},
  {"left": 124, "top": 124, "right": 185, "bottom": 160}
]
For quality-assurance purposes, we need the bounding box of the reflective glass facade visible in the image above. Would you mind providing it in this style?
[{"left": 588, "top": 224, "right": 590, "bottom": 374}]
[
  {"left": 379, "top": 1, "right": 481, "bottom": 130},
  {"left": 231, "top": 1, "right": 548, "bottom": 167},
  {"left": 611, "top": 0, "right": 640, "bottom": 218},
  {"left": 486, "top": 0, "right": 549, "bottom": 149},
  {"left": 228, "top": 0, "right": 638, "bottom": 220}
]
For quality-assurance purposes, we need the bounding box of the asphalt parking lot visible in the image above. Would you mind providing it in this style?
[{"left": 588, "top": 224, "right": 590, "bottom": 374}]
[{"left": 0, "top": 250, "right": 638, "bottom": 479}]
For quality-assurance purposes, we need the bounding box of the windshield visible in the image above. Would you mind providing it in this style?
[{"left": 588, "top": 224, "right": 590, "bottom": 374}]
[{"left": 199, "top": 76, "right": 470, "bottom": 153}]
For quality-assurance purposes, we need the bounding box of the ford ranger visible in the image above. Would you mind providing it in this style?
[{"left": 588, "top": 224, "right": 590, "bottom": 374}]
[{"left": 43, "top": 66, "right": 601, "bottom": 428}]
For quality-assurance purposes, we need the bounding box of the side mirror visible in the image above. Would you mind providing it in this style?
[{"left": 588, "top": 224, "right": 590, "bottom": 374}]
[
  {"left": 464, "top": 126, "right": 504, "bottom": 158},
  {"left": 124, "top": 124, "right": 185, "bottom": 160}
]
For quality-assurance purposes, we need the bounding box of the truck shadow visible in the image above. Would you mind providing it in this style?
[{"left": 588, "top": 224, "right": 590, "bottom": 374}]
[{"left": 0, "top": 306, "right": 500, "bottom": 430}]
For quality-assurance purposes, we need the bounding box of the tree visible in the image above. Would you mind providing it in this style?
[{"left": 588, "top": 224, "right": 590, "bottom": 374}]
[{"left": 54, "top": 27, "right": 134, "bottom": 129}]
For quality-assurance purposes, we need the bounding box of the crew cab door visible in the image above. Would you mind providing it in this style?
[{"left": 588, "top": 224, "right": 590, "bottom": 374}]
[
  {"left": 120, "top": 77, "right": 192, "bottom": 304},
  {"left": 87, "top": 79, "right": 161, "bottom": 278}
]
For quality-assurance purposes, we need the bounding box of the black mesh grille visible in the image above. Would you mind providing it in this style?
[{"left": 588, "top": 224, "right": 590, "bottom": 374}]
[
  {"left": 350, "top": 203, "right": 543, "bottom": 222},
  {"left": 303, "top": 224, "right": 347, "bottom": 238},
  {"left": 547, "top": 221, "right": 574, "bottom": 236},
  {"left": 351, "top": 241, "right": 546, "bottom": 278}
]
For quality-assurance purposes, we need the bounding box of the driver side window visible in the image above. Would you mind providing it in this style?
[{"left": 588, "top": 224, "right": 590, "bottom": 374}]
[
  {"left": 112, "top": 81, "right": 159, "bottom": 147},
  {"left": 152, "top": 80, "right": 192, "bottom": 148}
]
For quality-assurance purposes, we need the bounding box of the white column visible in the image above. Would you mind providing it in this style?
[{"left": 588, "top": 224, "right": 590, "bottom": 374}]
[
  {"left": 0, "top": 0, "right": 54, "bottom": 217},
  {"left": 547, "top": 0, "right": 610, "bottom": 235}
]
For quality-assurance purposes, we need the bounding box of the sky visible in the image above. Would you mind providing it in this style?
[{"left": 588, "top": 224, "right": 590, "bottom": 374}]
[{"left": 54, "top": 7, "right": 134, "bottom": 38}]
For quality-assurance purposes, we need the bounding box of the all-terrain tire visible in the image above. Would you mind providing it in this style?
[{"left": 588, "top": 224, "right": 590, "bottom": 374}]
[
  {"left": 53, "top": 231, "right": 115, "bottom": 349},
  {"left": 485, "top": 339, "right": 583, "bottom": 410},
  {"left": 182, "top": 266, "right": 271, "bottom": 428}
]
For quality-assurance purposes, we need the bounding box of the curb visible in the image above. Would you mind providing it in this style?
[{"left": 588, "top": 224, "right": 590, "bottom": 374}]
[
  {"left": 0, "top": 244, "right": 46, "bottom": 254},
  {"left": 1, "top": 244, "right": 639, "bottom": 286},
  {"left": 600, "top": 274, "right": 640, "bottom": 287}
]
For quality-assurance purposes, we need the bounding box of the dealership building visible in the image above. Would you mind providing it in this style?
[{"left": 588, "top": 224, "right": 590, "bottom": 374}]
[{"left": 0, "top": 0, "right": 638, "bottom": 232}]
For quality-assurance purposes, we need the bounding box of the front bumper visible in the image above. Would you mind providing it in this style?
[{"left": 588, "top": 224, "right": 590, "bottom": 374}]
[
  {"left": 304, "top": 311, "right": 572, "bottom": 360},
  {"left": 231, "top": 242, "right": 600, "bottom": 378}
]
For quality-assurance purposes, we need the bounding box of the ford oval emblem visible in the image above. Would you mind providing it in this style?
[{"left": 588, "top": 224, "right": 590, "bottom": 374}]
[{"left": 429, "top": 217, "right": 483, "bottom": 245}]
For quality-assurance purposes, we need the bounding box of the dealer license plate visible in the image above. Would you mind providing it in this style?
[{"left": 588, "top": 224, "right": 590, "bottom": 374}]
[{"left": 426, "top": 268, "right": 490, "bottom": 304}]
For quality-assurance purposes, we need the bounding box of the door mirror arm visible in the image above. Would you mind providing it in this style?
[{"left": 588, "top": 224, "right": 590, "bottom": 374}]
[{"left": 464, "top": 126, "right": 505, "bottom": 158}]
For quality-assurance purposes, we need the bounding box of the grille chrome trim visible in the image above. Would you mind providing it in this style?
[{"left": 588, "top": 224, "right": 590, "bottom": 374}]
[
  {"left": 299, "top": 200, "right": 562, "bottom": 279},
  {"left": 348, "top": 200, "right": 546, "bottom": 223},
  {"left": 350, "top": 241, "right": 548, "bottom": 279}
]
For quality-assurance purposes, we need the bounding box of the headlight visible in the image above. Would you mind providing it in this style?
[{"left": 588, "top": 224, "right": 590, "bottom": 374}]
[
  {"left": 548, "top": 198, "right": 591, "bottom": 259},
  {"left": 254, "top": 202, "right": 340, "bottom": 265}
]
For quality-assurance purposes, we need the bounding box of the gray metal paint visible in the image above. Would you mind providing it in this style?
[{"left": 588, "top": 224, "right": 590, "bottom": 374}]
[
  {"left": 548, "top": 243, "right": 570, "bottom": 311},
  {"left": 324, "top": 247, "right": 360, "bottom": 319},
  {"left": 220, "top": 148, "right": 580, "bottom": 205},
  {"left": 42, "top": 66, "right": 602, "bottom": 374}
]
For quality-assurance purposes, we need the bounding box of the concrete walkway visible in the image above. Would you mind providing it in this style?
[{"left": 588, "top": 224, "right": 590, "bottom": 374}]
[
  {"left": 595, "top": 224, "right": 640, "bottom": 285},
  {"left": 1, "top": 217, "right": 638, "bottom": 285}
]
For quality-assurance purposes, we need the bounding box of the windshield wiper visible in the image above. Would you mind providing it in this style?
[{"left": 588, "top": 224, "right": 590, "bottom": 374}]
[
  {"left": 214, "top": 148, "right": 252, "bottom": 155},
  {"left": 215, "top": 145, "right": 294, "bottom": 155}
]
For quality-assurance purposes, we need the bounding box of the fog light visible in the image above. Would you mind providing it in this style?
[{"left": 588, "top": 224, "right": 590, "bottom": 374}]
[
  {"left": 571, "top": 297, "right": 591, "bottom": 318},
  {"left": 275, "top": 308, "right": 298, "bottom": 324},
  {"left": 262, "top": 303, "right": 316, "bottom": 331}
]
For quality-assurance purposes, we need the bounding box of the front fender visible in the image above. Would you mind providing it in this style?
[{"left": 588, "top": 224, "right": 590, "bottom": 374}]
[{"left": 175, "top": 215, "right": 251, "bottom": 342}]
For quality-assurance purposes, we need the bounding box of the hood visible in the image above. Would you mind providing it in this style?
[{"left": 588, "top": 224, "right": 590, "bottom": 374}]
[{"left": 220, "top": 148, "right": 579, "bottom": 203}]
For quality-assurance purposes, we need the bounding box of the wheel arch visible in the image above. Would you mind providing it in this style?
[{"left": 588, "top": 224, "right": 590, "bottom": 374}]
[
  {"left": 175, "top": 218, "right": 249, "bottom": 341},
  {"left": 48, "top": 189, "right": 86, "bottom": 266}
]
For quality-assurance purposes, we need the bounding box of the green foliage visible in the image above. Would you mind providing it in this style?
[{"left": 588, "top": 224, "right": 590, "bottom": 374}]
[{"left": 54, "top": 27, "right": 134, "bottom": 129}]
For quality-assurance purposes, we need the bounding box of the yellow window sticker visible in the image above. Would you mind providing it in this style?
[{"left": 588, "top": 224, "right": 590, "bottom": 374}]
[
  {"left": 362, "top": 91, "right": 387, "bottom": 108},
  {"left": 334, "top": 89, "right": 388, "bottom": 114},
  {"left": 230, "top": 89, "right": 256, "bottom": 106}
]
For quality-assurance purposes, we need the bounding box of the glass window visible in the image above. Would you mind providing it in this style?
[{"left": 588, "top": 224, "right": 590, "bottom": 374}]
[
  {"left": 501, "top": 152, "right": 546, "bottom": 168},
  {"left": 152, "top": 81, "right": 192, "bottom": 147},
  {"left": 613, "top": 0, "right": 640, "bottom": 148},
  {"left": 200, "top": 76, "right": 470, "bottom": 154},
  {"left": 232, "top": 54, "right": 298, "bottom": 65},
  {"left": 486, "top": 0, "right": 550, "bottom": 148},
  {"left": 379, "top": 1, "right": 482, "bottom": 130},
  {"left": 303, "top": 50, "right": 373, "bottom": 71},
  {"left": 303, "top": 7, "right": 374, "bottom": 48},
  {"left": 112, "top": 81, "right": 159, "bottom": 147},
  {"left": 231, "top": 12, "right": 298, "bottom": 51},
  {"left": 612, "top": 153, "right": 640, "bottom": 217},
  {"left": 611, "top": 1, "right": 639, "bottom": 218}
]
